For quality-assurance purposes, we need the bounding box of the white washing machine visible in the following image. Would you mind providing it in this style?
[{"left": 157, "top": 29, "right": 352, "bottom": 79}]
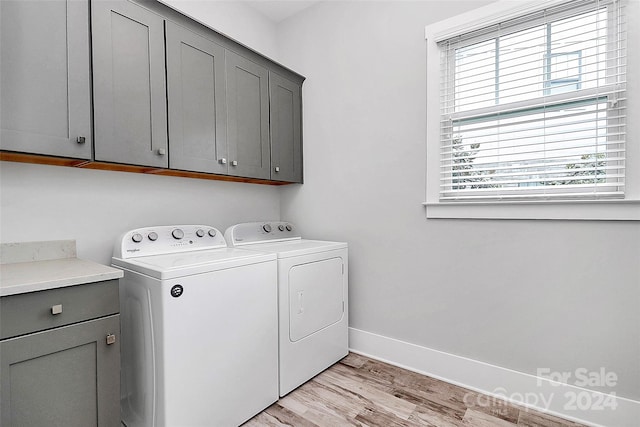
[
  {"left": 225, "top": 221, "right": 348, "bottom": 396},
  {"left": 112, "top": 225, "right": 278, "bottom": 427}
]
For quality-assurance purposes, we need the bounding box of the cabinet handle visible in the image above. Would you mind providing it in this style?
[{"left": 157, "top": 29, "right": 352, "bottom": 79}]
[
  {"left": 106, "top": 334, "right": 116, "bottom": 345},
  {"left": 219, "top": 158, "right": 227, "bottom": 164},
  {"left": 274, "top": 166, "right": 280, "bottom": 173},
  {"left": 76, "top": 136, "right": 86, "bottom": 144},
  {"left": 156, "top": 148, "right": 166, "bottom": 156},
  {"left": 231, "top": 160, "right": 238, "bottom": 166},
  {"left": 51, "top": 304, "right": 63, "bottom": 315}
]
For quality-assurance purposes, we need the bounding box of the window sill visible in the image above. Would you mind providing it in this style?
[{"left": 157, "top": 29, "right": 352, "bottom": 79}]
[{"left": 423, "top": 200, "right": 640, "bottom": 221}]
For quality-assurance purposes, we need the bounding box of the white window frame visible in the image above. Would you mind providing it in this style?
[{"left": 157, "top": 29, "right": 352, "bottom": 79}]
[{"left": 424, "top": 0, "right": 640, "bottom": 220}]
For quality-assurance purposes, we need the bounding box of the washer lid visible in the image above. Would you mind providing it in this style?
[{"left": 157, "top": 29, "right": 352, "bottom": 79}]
[
  {"left": 237, "top": 239, "right": 347, "bottom": 258},
  {"left": 112, "top": 247, "right": 275, "bottom": 280}
]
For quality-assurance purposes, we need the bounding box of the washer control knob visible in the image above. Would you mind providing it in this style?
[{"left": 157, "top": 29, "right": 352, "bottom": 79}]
[
  {"left": 262, "top": 224, "right": 272, "bottom": 233},
  {"left": 208, "top": 229, "right": 217, "bottom": 237},
  {"left": 148, "top": 232, "right": 158, "bottom": 241},
  {"left": 196, "top": 229, "right": 205, "bottom": 238},
  {"left": 278, "top": 225, "right": 285, "bottom": 231},
  {"left": 172, "top": 229, "right": 184, "bottom": 240},
  {"left": 131, "top": 233, "right": 143, "bottom": 243},
  {"left": 285, "top": 224, "right": 293, "bottom": 232}
]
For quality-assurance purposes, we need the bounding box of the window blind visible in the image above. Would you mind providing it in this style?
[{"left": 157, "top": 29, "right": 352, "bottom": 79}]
[{"left": 438, "top": 0, "right": 626, "bottom": 201}]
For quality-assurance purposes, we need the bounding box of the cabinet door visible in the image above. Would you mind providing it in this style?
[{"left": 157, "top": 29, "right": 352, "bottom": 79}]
[
  {"left": 0, "top": 315, "right": 120, "bottom": 427},
  {"left": 92, "top": 0, "right": 168, "bottom": 167},
  {"left": 269, "top": 72, "right": 303, "bottom": 183},
  {"left": 226, "top": 52, "right": 270, "bottom": 179},
  {"left": 166, "top": 22, "right": 227, "bottom": 174},
  {"left": 0, "top": 0, "right": 92, "bottom": 159}
]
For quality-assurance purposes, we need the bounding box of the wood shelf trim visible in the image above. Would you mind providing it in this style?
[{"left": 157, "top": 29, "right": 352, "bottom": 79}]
[{"left": 0, "top": 152, "right": 291, "bottom": 186}]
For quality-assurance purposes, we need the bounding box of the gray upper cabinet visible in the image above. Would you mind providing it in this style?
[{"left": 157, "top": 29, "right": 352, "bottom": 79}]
[
  {"left": 91, "top": 0, "right": 168, "bottom": 168},
  {"left": 0, "top": 0, "right": 92, "bottom": 159},
  {"left": 3, "top": 0, "right": 304, "bottom": 183},
  {"left": 166, "top": 22, "right": 228, "bottom": 174},
  {"left": 226, "top": 52, "right": 271, "bottom": 180},
  {"left": 269, "top": 72, "right": 303, "bottom": 183}
]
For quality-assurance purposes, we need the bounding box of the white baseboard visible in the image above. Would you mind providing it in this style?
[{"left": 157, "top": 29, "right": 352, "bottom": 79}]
[{"left": 349, "top": 327, "right": 640, "bottom": 427}]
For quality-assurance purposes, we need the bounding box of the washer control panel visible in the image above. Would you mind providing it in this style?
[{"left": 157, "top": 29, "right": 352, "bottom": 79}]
[
  {"left": 114, "top": 225, "right": 226, "bottom": 258},
  {"left": 225, "top": 221, "right": 300, "bottom": 246}
]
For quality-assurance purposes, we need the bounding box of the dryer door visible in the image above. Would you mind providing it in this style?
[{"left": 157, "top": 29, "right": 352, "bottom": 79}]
[{"left": 288, "top": 257, "right": 344, "bottom": 342}]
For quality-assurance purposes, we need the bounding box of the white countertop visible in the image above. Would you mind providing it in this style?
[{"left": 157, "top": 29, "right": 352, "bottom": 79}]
[
  {"left": 0, "top": 258, "right": 123, "bottom": 297},
  {"left": 0, "top": 240, "right": 123, "bottom": 297}
]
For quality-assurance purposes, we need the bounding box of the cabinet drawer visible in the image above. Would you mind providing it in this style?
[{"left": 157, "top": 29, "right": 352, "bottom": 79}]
[{"left": 0, "top": 280, "right": 119, "bottom": 340}]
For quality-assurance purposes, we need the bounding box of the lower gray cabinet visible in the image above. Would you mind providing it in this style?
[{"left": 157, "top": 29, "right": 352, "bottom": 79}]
[
  {"left": 166, "top": 21, "right": 228, "bottom": 174},
  {"left": 269, "top": 72, "right": 303, "bottom": 183},
  {"left": 0, "top": 281, "right": 120, "bottom": 427},
  {"left": 91, "top": 0, "right": 168, "bottom": 167},
  {"left": 0, "top": 0, "right": 92, "bottom": 159},
  {"left": 0, "top": 316, "right": 120, "bottom": 427},
  {"left": 226, "top": 51, "right": 271, "bottom": 180}
]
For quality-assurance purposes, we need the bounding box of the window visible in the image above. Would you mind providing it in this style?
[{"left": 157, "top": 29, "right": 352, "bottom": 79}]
[
  {"left": 424, "top": 0, "right": 640, "bottom": 221},
  {"left": 439, "top": 0, "right": 626, "bottom": 202}
]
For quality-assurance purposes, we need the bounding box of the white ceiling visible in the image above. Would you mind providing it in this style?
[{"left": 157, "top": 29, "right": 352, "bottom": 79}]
[{"left": 244, "top": 0, "right": 322, "bottom": 23}]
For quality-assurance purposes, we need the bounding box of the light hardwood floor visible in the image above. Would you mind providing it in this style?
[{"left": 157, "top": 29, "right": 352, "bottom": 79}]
[{"left": 243, "top": 353, "right": 587, "bottom": 427}]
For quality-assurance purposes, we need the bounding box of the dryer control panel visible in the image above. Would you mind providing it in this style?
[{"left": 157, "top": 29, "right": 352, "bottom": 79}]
[
  {"left": 114, "top": 225, "right": 227, "bottom": 258},
  {"left": 225, "top": 222, "right": 301, "bottom": 246}
]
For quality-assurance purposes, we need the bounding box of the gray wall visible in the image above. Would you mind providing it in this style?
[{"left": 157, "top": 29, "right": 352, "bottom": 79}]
[
  {"left": 0, "top": 162, "right": 280, "bottom": 263},
  {"left": 277, "top": 0, "right": 640, "bottom": 400}
]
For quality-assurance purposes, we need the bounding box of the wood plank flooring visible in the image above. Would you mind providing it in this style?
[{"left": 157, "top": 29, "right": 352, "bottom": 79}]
[{"left": 243, "top": 353, "right": 587, "bottom": 427}]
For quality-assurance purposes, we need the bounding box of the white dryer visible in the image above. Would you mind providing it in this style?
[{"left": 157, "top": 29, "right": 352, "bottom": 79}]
[
  {"left": 225, "top": 221, "right": 348, "bottom": 396},
  {"left": 112, "top": 225, "right": 278, "bottom": 427}
]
